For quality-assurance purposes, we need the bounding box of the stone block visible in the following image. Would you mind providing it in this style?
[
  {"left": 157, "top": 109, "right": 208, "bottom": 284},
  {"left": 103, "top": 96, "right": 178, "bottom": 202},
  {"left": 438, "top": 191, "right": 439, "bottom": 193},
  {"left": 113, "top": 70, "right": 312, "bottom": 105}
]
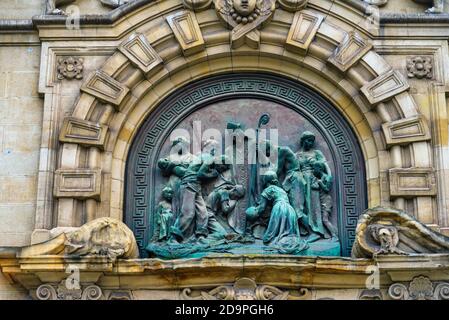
[
  {"left": 118, "top": 33, "right": 163, "bottom": 77},
  {"left": 54, "top": 169, "right": 102, "bottom": 200},
  {"left": 8, "top": 72, "right": 39, "bottom": 98},
  {"left": 382, "top": 115, "right": 431, "bottom": 147},
  {"left": 328, "top": 31, "right": 372, "bottom": 73},
  {"left": 360, "top": 70, "right": 410, "bottom": 106},
  {"left": 0, "top": 204, "right": 35, "bottom": 234},
  {"left": 389, "top": 167, "right": 437, "bottom": 198},
  {"left": 59, "top": 117, "right": 108, "bottom": 149},
  {"left": 0, "top": 176, "right": 36, "bottom": 203},
  {"left": 80, "top": 70, "right": 129, "bottom": 108},
  {"left": 166, "top": 11, "right": 205, "bottom": 56},
  {"left": 286, "top": 10, "right": 324, "bottom": 55}
]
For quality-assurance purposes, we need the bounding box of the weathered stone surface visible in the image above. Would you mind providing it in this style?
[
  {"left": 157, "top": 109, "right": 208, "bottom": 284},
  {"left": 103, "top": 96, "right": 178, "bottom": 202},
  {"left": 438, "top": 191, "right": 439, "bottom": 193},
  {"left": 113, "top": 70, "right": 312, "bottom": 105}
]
[
  {"left": 361, "top": 70, "right": 410, "bottom": 105},
  {"left": 54, "top": 169, "right": 102, "bottom": 200},
  {"left": 286, "top": 11, "right": 324, "bottom": 55},
  {"left": 389, "top": 167, "right": 437, "bottom": 197},
  {"left": 166, "top": 11, "right": 205, "bottom": 56},
  {"left": 278, "top": 0, "right": 308, "bottom": 12},
  {"left": 388, "top": 276, "right": 449, "bottom": 300},
  {"left": 382, "top": 115, "right": 431, "bottom": 147},
  {"left": 328, "top": 31, "right": 372, "bottom": 72},
  {"left": 1, "top": 0, "right": 449, "bottom": 301},
  {"left": 352, "top": 207, "right": 449, "bottom": 258},
  {"left": 21, "top": 217, "right": 138, "bottom": 260},
  {"left": 118, "top": 33, "right": 163, "bottom": 76},
  {"left": 59, "top": 117, "right": 108, "bottom": 149},
  {"left": 80, "top": 70, "right": 129, "bottom": 108}
]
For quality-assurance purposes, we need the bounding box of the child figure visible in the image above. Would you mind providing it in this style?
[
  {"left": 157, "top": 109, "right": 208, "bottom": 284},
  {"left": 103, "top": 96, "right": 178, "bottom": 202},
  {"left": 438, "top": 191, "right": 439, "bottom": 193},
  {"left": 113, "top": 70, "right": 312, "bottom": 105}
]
[
  {"left": 155, "top": 186, "right": 175, "bottom": 241},
  {"left": 312, "top": 161, "right": 338, "bottom": 240}
]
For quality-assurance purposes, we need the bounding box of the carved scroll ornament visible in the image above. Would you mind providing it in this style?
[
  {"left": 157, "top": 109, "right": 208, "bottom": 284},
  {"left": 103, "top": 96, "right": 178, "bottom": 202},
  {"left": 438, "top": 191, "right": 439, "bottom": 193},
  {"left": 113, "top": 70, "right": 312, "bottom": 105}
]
[
  {"left": 36, "top": 281, "right": 103, "bottom": 300},
  {"left": 352, "top": 207, "right": 449, "bottom": 258},
  {"left": 389, "top": 276, "right": 449, "bottom": 300},
  {"left": 180, "top": 278, "right": 310, "bottom": 300}
]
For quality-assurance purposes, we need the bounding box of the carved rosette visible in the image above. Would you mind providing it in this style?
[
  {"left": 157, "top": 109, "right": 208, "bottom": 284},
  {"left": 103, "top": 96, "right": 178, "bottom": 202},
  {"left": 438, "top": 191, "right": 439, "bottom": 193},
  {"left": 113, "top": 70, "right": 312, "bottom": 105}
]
[
  {"left": 36, "top": 281, "right": 103, "bottom": 300},
  {"left": 406, "top": 56, "right": 433, "bottom": 79},
  {"left": 180, "top": 278, "right": 310, "bottom": 300},
  {"left": 57, "top": 57, "right": 84, "bottom": 80},
  {"left": 388, "top": 276, "right": 449, "bottom": 300}
]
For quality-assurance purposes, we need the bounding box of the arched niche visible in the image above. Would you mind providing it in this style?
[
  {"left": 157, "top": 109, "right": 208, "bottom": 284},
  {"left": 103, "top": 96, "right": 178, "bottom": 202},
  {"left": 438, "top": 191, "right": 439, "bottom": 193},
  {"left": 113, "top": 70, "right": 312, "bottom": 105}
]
[{"left": 125, "top": 73, "right": 367, "bottom": 257}]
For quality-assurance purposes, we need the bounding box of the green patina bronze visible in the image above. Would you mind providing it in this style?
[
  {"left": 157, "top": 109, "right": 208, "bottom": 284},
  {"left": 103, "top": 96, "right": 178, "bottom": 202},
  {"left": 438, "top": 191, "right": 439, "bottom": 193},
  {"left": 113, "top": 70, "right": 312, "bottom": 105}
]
[{"left": 146, "top": 119, "right": 340, "bottom": 259}]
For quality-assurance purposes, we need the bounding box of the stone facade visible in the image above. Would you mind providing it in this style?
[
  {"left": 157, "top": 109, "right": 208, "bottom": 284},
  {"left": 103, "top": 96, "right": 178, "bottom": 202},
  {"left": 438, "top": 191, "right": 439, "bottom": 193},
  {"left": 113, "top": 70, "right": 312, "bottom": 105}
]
[{"left": 1, "top": 0, "right": 449, "bottom": 300}]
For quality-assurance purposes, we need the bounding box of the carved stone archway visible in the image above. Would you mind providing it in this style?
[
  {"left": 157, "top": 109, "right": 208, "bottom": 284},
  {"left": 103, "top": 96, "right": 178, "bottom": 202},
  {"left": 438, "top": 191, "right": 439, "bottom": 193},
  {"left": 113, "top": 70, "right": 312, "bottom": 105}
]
[
  {"left": 31, "top": 0, "right": 435, "bottom": 246},
  {"left": 125, "top": 72, "right": 368, "bottom": 256}
]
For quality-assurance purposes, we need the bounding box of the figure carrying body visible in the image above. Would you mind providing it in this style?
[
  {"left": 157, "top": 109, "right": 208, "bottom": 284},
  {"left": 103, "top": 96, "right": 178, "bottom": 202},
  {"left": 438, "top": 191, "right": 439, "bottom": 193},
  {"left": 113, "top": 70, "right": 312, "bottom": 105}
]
[
  {"left": 164, "top": 139, "right": 221, "bottom": 243},
  {"left": 207, "top": 155, "right": 246, "bottom": 237},
  {"left": 296, "top": 131, "right": 333, "bottom": 242}
]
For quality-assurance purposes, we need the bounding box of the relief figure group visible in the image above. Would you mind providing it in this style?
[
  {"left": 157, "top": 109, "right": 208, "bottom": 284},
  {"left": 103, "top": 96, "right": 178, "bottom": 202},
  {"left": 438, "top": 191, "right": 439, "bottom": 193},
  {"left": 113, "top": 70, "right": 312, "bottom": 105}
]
[{"left": 147, "top": 123, "right": 339, "bottom": 258}]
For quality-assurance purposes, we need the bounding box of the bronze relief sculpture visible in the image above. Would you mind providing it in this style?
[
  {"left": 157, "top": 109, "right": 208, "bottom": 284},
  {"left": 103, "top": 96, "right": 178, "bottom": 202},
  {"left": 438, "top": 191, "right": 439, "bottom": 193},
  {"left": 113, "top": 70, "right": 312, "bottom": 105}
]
[{"left": 146, "top": 115, "right": 340, "bottom": 259}]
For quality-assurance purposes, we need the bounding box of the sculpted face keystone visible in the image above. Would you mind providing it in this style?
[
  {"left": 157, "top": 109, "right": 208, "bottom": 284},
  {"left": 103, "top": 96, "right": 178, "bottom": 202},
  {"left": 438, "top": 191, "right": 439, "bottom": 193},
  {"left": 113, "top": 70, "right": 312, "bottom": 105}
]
[{"left": 233, "top": 0, "right": 257, "bottom": 16}]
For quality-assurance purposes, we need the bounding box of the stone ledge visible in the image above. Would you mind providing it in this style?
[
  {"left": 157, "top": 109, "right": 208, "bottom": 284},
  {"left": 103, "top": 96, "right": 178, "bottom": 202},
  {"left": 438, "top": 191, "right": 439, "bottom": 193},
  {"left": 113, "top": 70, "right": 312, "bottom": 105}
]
[{"left": 2, "top": 254, "right": 449, "bottom": 294}]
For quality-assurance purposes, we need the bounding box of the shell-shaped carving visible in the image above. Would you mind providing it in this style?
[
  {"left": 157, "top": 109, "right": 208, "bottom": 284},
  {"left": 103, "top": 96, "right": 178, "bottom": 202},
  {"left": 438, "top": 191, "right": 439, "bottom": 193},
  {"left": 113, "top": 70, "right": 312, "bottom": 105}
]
[{"left": 352, "top": 207, "right": 449, "bottom": 258}]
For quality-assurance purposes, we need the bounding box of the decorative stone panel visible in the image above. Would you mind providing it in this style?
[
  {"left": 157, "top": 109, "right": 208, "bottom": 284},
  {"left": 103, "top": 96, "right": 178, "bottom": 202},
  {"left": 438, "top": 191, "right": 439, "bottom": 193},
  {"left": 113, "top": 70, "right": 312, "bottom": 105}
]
[
  {"left": 360, "top": 70, "right": 410, "bottom": 105},
  {"left": 382, "top": 115, "right": 431, "bottom": 147},
  {"left": 59, "top": 117, "right": 108, "bottom": 149},
  {"left": 54, "top": 169, "right": 102, "bottom": 200},
  {"left": 328, "top": 31, "right": 372, "bottom": 72},
  {"left": 118, "top": 33, "right": 163, "bottom": 76},
  {"left": 389, "top": 168, "right": 437, "bottom": 198},
  {"left": 166, "top": 11, "right": 205, "bottom": 56},
  {"left": 286, "top": 11, "right": 324, "bottom": 55},
  {"left": 80, "top": 70, "right": 129, "bottom": 108}
]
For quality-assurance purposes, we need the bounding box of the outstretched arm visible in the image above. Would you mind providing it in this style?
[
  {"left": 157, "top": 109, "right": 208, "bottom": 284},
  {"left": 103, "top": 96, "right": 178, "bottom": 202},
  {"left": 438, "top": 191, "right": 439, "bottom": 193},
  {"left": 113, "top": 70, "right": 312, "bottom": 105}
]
[
  {"left": 253, "top": 196, "right": 268, "bottom": 214},
  {"left": 246, "top": 196, "right": 268, "bottom": 221},
  {"left": 197, "top": 158, "right": 219, "bottom": 179}
]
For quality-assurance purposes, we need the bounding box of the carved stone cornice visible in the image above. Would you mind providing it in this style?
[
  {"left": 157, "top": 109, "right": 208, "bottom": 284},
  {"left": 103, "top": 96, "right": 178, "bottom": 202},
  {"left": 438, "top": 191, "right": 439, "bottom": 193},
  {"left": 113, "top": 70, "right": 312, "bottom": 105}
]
[{"left": 3, "top": 253, "right": 449, "bottom": 299}]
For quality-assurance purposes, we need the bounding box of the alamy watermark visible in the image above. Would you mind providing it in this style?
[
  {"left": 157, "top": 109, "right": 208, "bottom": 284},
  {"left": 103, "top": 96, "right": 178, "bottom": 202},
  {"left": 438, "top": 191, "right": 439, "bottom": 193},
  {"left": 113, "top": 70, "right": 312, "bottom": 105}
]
[{"left": 166, "top": 120, "right": 280, "bottom": 174}]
